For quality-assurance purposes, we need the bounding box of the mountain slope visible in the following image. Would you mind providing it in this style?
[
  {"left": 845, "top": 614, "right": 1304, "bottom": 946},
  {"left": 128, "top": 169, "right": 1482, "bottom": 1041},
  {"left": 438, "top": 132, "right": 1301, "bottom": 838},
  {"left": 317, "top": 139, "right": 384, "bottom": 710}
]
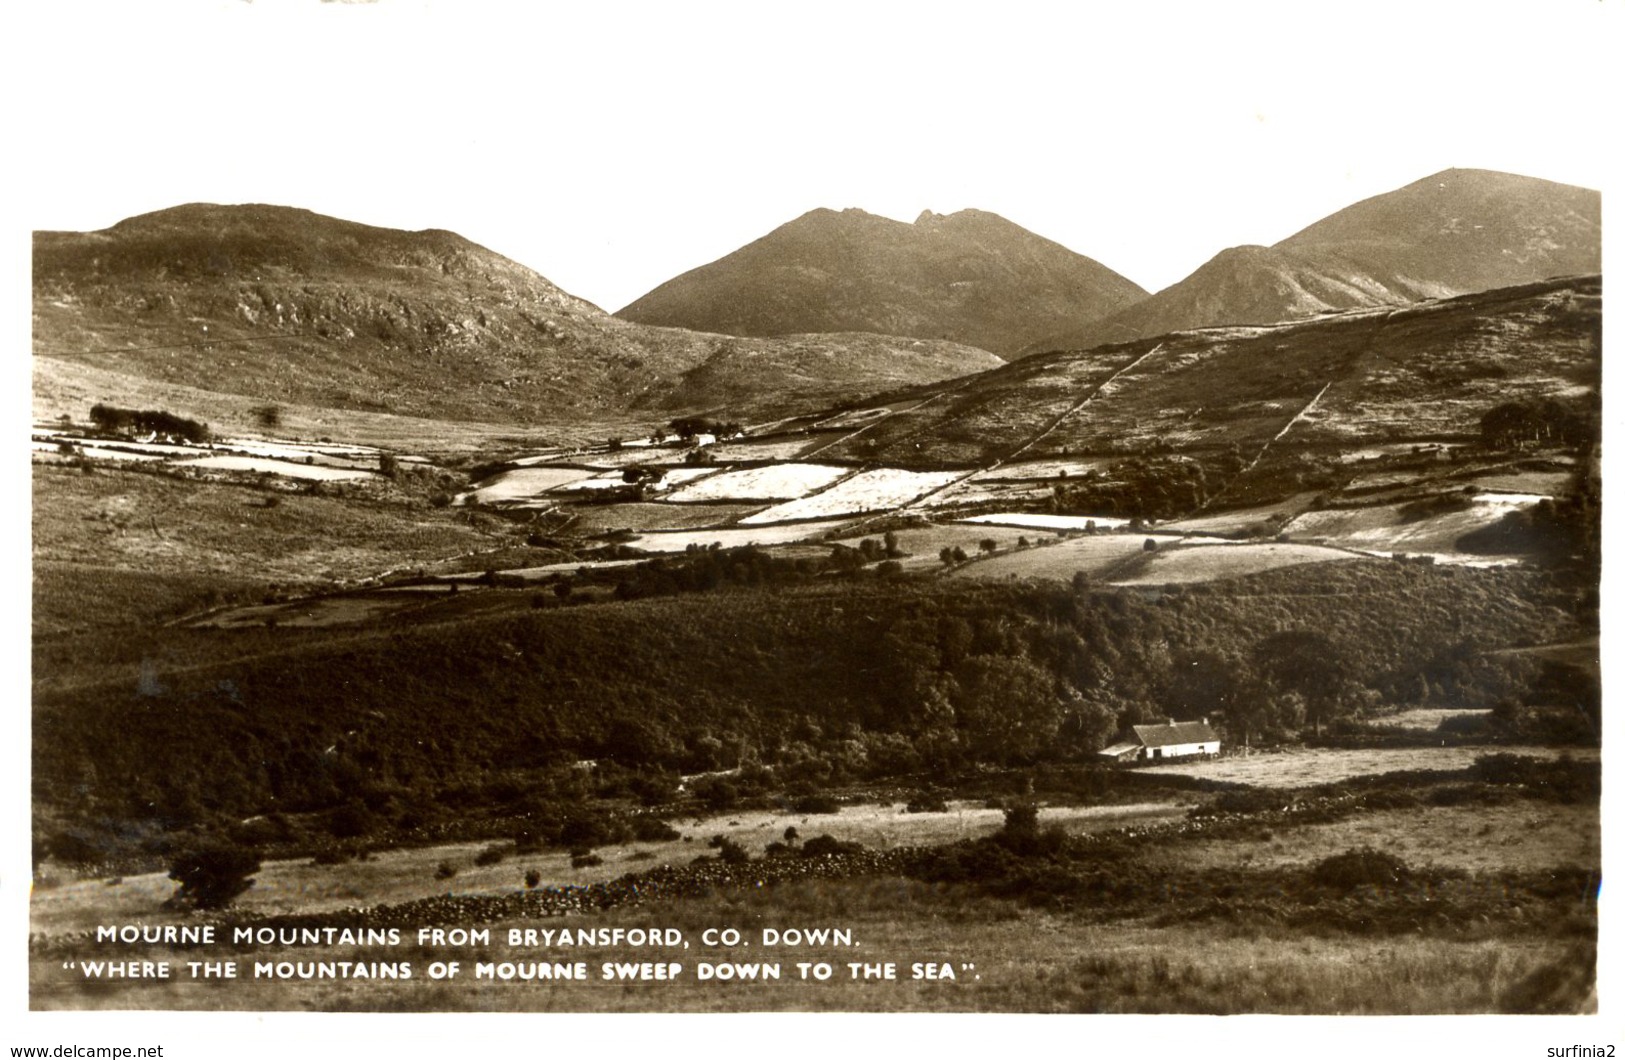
[
  {"left": 616, "top": 207, "right": 1147, "bottom": 356},
  {"left": 32, "top": 204, "right": 1001, "bottom": 425},
  {"left": 1027, "top": 169, "right": 1600, "bottom": 354},
  {"left": 803, "top": 275, "right": 1599, "bottom": 470}
]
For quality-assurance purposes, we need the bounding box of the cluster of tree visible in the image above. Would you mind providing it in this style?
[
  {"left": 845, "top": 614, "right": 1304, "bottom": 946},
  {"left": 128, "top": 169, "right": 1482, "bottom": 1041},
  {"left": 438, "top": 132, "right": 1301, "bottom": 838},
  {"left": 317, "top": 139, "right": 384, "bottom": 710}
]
[
  {"left": 1479, "top": 398, "right": 1598, "bottom": 451},
  {"left": 35, "top": 562, "right": 1585, "bottom": 848},
  {"left": 88, "top": 403, "right": 210, "bottom": 443},
  {"left": 567, "top": 537, "right": 906, "bottom": 602},
  {"left": 1051, "top": 456, "right": 1213, "bottom": 521},
  {"left": 666, "top": 417, "right": 743, "bottom": 443}
]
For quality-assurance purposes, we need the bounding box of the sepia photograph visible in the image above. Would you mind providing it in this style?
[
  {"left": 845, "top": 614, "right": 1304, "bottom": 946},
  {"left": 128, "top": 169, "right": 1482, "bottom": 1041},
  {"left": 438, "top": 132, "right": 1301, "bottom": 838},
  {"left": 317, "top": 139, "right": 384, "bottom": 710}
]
[{"left": 9, "top": 0, "right": 1618, "bottom": 1054}]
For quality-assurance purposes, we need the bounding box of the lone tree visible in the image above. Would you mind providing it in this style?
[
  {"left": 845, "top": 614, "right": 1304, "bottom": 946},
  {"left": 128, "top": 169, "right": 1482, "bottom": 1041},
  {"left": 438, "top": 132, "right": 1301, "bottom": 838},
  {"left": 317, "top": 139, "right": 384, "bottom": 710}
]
[{"left": 166, "top": 838, "right": 261, "bottom": 910}]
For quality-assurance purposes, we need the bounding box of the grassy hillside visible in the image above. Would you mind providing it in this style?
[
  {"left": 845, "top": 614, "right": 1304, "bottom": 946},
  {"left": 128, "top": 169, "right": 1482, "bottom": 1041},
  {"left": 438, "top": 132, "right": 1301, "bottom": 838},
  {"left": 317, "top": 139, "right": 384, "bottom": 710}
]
[
  {"left": 813, "top": 277, "right": 1600, "bottom": 488},
  {"left": 33, "top": 204, "right": 999, "bottom": 425}
]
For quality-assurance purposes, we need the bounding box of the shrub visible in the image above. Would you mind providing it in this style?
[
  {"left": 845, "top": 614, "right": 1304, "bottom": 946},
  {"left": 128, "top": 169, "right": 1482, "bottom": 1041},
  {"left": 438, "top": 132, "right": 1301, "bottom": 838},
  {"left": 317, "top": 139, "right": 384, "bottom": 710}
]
[
  {"left": 791, "top": 794, "right": 841, "bottom": 815},
  {"left": 906, "top": 792, "right": 949, "bottom": 813},
  {"left": 693, "top": 777, "right": 740, "bottom": 812},
  {"left": 1310, "top": 847, "right": 1411, "bottom": 891},
  {"left": 800, "top": 834, "right": 864, "bottom": 858},
  {"left": 631, "top": 817, "right": 682, "bottom": 842},
  {"left": 557, "top": 807, "right": 627, "bottom": 849},
  {"left": 434, "top": 860, "right": 458, "bottom": 880},
  {"left": 524, "top": 869, "right": 541, "bottom": 889},
  {"left": 714, "top": 838, "right": 750, "bottom": 865},
  {"left": 571, "top": 853, "right": 604, "bottom": 868},
  {"left": 474, "top": 844, "right": 509, "bottom": 867},
  {"left": 310, "top": 841, "right": 361, "bottom": 866},
  {"left": 328, "top": 800, "right": 379, "bottom": 840},
  {"left": 166, "top": 838, "right": 261, "bottom": 910}
]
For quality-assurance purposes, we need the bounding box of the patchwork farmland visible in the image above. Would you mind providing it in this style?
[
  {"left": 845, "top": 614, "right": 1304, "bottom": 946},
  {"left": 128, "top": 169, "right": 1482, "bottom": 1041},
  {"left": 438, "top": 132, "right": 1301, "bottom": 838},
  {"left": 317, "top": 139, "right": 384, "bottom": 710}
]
[{"left": 30, "top": 272, "right": 1601, "bottom": 1016}]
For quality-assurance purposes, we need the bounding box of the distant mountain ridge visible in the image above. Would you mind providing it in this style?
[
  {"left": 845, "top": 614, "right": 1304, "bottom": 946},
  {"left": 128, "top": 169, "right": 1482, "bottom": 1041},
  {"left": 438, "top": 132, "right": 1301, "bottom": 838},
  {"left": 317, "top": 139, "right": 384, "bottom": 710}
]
[
  {"left": 32, "top": 204, "right": 1001, "bottom": 425},
  {"left": 1025, "top": 169, "right": 1601, "bottom": 354},
  {"left": 616, "top": 207, "right": 1147, "bottom": 356}
]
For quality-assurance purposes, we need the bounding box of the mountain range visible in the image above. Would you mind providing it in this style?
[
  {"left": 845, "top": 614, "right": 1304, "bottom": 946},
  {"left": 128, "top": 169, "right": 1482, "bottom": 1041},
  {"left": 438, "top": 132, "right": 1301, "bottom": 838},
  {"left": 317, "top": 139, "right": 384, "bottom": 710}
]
[
  {"left": 1023, "top": 169, "right": 1601, "bottom": 353},
  {"left": 32, "top": 205, "right": 1000, "bottom": 426},
  {"left": 32, "top": 168, "right": 1602, "bottom": 431}
]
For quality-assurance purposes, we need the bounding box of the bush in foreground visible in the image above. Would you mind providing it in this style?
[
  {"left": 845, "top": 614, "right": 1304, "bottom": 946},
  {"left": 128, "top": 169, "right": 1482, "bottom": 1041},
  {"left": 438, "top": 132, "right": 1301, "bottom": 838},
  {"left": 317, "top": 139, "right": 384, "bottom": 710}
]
[
  {"left": 166, "top": 838, "right": 261, "bottom": 910},
  {"left": 1310, "top": 847, "right": 1411, "bottom": 891}
]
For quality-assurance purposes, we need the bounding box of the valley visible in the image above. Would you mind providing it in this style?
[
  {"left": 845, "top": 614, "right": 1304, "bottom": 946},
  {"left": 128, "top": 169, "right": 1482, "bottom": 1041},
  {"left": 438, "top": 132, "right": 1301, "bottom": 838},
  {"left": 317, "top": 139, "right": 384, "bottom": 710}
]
[{"left": 29, "top": 187, "right": 1602, "bottom": 1015}]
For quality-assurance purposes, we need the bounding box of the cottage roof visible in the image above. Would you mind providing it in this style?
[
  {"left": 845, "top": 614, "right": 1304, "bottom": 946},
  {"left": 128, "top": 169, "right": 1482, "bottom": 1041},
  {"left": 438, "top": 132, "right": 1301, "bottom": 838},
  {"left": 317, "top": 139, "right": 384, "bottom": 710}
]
[{"left": 1130, "top": 719, "right": 1219, "bottom": 749}]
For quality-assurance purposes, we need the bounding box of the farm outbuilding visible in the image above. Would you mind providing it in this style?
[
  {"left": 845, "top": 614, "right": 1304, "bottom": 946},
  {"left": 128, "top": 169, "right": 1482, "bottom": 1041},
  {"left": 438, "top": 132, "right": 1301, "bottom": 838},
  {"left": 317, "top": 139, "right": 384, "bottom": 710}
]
[{"left": 1097, "top": 718, "right": 1221, "bottom": 763}]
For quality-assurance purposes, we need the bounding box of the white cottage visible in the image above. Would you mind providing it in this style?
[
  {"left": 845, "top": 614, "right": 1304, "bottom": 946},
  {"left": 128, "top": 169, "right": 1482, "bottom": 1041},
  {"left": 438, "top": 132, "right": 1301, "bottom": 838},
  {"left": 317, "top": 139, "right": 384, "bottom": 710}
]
[{"left": 1098, "top": 718, "right": 1221, "bottom": 763}]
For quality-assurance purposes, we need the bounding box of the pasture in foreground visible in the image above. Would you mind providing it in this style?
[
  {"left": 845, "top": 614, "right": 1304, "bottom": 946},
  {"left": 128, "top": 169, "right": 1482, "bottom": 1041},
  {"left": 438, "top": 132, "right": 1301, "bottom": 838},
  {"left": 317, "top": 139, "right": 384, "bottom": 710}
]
[{"left": 1137, "top": 745, "right": 1599, "bottom": 788}]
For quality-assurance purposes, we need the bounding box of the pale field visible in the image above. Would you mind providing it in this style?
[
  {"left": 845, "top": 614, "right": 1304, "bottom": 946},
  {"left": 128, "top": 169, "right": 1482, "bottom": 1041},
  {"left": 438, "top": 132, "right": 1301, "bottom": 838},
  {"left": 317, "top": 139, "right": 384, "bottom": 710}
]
[
  {"left": 915, "top": 481, "right": 1053, "bottom": 509},
  {"left": 740, "top": 469, "right": 963, "bottom": 524},
  {"left": 1337, "top": 443, "right": 1464, "bottom": 463},
  {"left": 1286, "top": 495, "right": 1543, "bottom": 555},
  {"left": 549, "top": 472, "right": 646, "bottom": 492},
  {"left": 463, "top": 466, "right": 595, "bottom": 503},
  {"left": 34, "top": 444, "right": 164, "bottom": 463},
  {"left": 842, "top": 524, "right": 1061, "bottom": 570},
  {"left": 812, "top": 406, "right": 902, "bottom": 429},
  {"left": 968, "top": 458, "right": 1113, "bottom": 481},
  {"left": 650, "top": 467, "right": 724, "bottom": 488},
  {"left": 214, "top": 437, "right": 384, "bottom": 459},
  {"left": 1345, "top": 550, "right": 1520, "bottom": 570},
  {"left": 1365, "top": 707, "right": 1491, "bottom": 731},
  {"left": 33, "top": 433, "right": 214, "bottom": 457},
  {"left": 700, "top": 437, "right": 827, "bottom": 462},
  {"left": 506, "top": 450, "right": 575, "bottom": 467},
  {"left": 536, "top": 446, "right": 689, "bottom": 470},
  {"left": 960, "top": 512, "right": 1130, "bottom": 531},
  {"left": 29, "top": 801, "right": 1185, "bottom": 939},
  {"left": 663, "top": 463, "right": 852, "bottom": 503},
  {"left": 614, "top": 519, "right": 854, "bottom": 553},
  {"left": 561, "top": 503, "right": 763, "bottom": 533},
  {"left": 1465, "top": 470, "right": 1573, "bottom": 494},
  {"left": 1137, "top": 801, "right": 1600, "bottom": 876},
  {"left": 1160, "top": 493, "right": 1320, "bottom": 534},
  {"left": 1108, "top": 542, "right": 1365, "bottom": 585},
  {"left": 177, "top": 455, "right": 377, "bottom": 482},
  {"left": 1138, "top": 745, "right": 1600, "bottom": 789},
  {"left": 186, "top": 589, "right": 481, "bottom": 629},
  {"left": 481, "top": 560, "right": 648, "bottom": 579},
  {"left": 950, "top": 534, "right": 1199, "bottom": 582},
  {"left": 36, "top": 431, "right": 387, "bottom": 471}
]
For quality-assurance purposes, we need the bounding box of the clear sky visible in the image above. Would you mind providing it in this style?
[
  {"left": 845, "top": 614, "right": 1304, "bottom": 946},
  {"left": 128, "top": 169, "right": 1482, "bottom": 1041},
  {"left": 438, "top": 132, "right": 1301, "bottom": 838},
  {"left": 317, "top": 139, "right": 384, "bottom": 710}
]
[{"left": 11, "top": 0, "right": 1618, "bottom": 311}]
